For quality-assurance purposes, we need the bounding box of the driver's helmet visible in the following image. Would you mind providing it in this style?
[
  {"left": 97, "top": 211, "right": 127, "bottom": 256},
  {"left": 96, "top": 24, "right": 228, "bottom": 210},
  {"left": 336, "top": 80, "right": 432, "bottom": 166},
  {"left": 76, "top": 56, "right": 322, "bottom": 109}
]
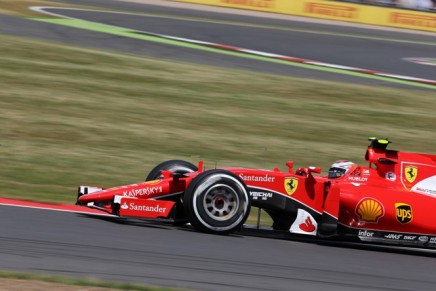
[{"left": 328, "top": 160, "right": 356, "bottom": 179}]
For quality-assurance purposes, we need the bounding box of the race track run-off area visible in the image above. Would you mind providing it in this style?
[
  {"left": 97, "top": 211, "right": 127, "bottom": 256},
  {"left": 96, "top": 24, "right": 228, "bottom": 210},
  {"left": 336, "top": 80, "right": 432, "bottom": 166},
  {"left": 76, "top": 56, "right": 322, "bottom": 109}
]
[
  {"left": 28, "top": 5, "right": 436, "bottom": 90},
  {"left": 3, "top": 198, "right": 436, "bottom": 291}
]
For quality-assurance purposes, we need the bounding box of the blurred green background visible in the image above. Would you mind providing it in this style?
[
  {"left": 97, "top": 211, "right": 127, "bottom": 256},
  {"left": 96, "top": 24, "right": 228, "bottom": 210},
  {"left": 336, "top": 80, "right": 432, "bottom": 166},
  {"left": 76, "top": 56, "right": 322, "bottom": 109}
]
[{"left": 1, "top": 31, "right": 436, "bottom": 203}]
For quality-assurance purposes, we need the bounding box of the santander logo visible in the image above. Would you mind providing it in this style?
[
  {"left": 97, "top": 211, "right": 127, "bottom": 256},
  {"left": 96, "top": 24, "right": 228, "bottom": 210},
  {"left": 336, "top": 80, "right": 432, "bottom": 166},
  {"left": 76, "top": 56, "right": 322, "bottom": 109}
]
[
  {"left": 290, "top": 209, "right": 318, "bottom": 236},
  {"left": 127, "top": 202, "right": 166, "bottom": 213},
  {"left": 299, "top": 216, "right": 316, "bottom": 232}
]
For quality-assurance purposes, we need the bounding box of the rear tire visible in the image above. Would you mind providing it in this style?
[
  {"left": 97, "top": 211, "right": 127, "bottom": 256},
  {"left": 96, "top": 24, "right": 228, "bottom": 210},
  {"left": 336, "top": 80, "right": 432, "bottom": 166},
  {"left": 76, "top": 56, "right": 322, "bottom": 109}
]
[{"left": 183, "top": 170, "right": 251, "bottom": 234}]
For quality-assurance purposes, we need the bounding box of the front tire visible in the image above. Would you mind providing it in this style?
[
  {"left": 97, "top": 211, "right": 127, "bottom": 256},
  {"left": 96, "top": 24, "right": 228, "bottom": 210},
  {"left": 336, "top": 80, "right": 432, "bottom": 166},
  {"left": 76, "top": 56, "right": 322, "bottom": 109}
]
[
  {"left": 146, "top": 160, "right": 198, "bottom": 181},
  {"left": 146, "top": 160, "right": 198, "bottom": 225},
  {"left": 183, "top": 170, "right": 251, "bottom": 234}
]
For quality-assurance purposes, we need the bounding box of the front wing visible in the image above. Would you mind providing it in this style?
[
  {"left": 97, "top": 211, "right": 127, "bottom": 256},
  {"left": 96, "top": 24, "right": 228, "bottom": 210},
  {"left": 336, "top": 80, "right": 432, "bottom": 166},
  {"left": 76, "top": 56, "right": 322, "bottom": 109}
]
[{"left": 78, "top": 186, "right": 176, "bottom": 220}]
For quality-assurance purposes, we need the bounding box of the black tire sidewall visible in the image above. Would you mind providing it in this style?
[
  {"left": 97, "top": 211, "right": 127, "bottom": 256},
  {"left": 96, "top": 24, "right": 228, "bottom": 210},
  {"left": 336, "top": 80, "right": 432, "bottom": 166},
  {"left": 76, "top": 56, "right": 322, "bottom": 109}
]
[
  {"left": 184, "top": 170, "right": 251, "bottom": 234},
  {"left": 146, "top": 160, "right": 198, "bottom": 181}
]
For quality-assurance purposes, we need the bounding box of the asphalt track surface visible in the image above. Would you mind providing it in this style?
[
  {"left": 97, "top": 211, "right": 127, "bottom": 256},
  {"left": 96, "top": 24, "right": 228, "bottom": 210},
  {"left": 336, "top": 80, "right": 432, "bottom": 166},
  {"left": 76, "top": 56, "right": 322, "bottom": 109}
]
[
  {"left": 0, "top": 0, "right": 435, "bottom": 89},
  {"left": 2, "top": 1, "right": 436, "bottom": 290},
  {"left": 2, "top": 203, "right": 436, "bottom": 291}
]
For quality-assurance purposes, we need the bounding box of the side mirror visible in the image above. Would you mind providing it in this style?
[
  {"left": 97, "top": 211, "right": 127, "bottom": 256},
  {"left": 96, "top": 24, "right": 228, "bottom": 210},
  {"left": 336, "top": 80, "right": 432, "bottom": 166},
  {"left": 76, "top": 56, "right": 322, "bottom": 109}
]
[
  {"left": 197, "top": 160, "right": 204, "bottom": 172},
  {"left": 286, "top": 161, "right": 294, "bottom": 173},
  {"left": 296, "top": 166, "right": 322, "bottom": 177},
  {"left": 378, "top": 158, "right": 396, "bottom": 165},
  {"left": 308, "top": 166, "right": 322, "bottom": 174}
]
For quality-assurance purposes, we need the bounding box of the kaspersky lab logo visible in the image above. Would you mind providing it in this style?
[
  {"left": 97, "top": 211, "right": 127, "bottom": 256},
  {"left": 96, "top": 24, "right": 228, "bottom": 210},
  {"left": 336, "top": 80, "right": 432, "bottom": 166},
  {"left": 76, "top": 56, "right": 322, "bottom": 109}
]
[{"left": 395, "top": 203, "right": 412, "bottom": 224}]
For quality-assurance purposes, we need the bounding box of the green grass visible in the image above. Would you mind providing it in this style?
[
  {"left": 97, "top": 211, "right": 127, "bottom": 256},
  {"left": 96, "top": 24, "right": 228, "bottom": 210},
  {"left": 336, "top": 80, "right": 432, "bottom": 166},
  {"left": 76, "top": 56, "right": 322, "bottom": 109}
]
[
  {"left": 0, "top": 0, "right": 103, "bottom": 17},
  {"left": 0, "top": 271, "right": 184, "bottom": 290},
  {"left": 0, "top": 0, "right": 68, "bottom": 16},
  {"left": 1, "top": 34, "right": 436, "bottom": 204}
]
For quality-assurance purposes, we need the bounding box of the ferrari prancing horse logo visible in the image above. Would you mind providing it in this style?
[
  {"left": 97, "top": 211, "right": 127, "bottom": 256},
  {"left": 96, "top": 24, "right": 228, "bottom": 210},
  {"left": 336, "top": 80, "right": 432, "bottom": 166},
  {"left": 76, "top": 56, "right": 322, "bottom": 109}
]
[
  {"left": 285, "top": 178, "right": 298, "bottom": 195},
  {"left": 404, "top": 166, "right": 418, "bottom": 183}
]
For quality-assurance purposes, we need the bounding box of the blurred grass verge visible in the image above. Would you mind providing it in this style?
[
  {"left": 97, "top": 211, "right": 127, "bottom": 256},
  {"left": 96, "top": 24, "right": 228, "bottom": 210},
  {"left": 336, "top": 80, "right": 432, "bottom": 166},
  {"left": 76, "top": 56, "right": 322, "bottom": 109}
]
[
  {"left": 1, "top": 34, "right": 436, "bottom": 206},
  {"left": 0, "top": 271, "right": 185, "bottom": 290},
  {"left": 0, "top": 0, "right": 79, "bottom": 16}
]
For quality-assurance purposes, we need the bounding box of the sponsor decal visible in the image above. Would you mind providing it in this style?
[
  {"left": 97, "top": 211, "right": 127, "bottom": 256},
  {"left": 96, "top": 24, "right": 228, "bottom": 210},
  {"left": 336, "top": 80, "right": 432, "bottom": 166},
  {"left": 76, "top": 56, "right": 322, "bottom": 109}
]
[
  {"left": 363, "top": 169, "right": 370, "bottom": 175},
  {"left": 390, "top": 13, "right": 436, "bottom": 29},
  {"left": 404, "top": 166, "right": 418, "bottom": 183},
  {"left": 358, "top": 230, "right": 374, "bottom": 237},
  {"left": 250, "top": 191, "right": 273, "bottom": 200},
  {"left": 395, "top": 203, "right": 412, "bottom": 224},
  {"left": 144, "top": 180, "right": 161, "bottom": 185},
  {"left": 411, "top": 176, "right": 436, "bottom": 197},
  {"left": 384, "top": 234, "right": 419, "bottom": 241},
  {"left": 385, "top": 233, "right": 403, "bottom": 240},
  {"left": 415, "top": 187, "right": 436, "bottom": 196},
  {"left": 123, "top": 186, "right": 163, "bottom": 197},
  {"left": 385, "top": 172, "right": 396, "bottom": 181},
  {"left": 239, "top": 173, "right": 275, "bottom": 183},
  {"left": 290, "top": 209, "right": 317, "bottom": 236},
  {"left": 412, "top": 187, "right": 436, "bottom": 196},
  {"left": 220, "top": 0, "right": 274, "bottom": 8},
  {"left": 299, "top": 216, "right": 316, "bottom": 233},
  {"left": 284, "top": 178, "right": 298, "bottom": 195},
  {"left": 347, "top": 176, "right": 368, "bottom": 182},
  {"left": 128, "top": 202, "right": 167, "bottom": 213},
  {"left": 305, "top": 3, "right": 358, "bottom": 19},
  {"left": 419, "top": 236, "right": 429, "bottom": 243},
  {"left": 403, "top": 235, "right": 417, "bottom": 241},
  {"left": 356, "top": 198, "right": 384, "bottom": 223},
  {"left": 116, "top": 197, "right": 174, "bottom": 218},
  {"left": 429, "top": 237, "right": 436, "bottom": 244}
]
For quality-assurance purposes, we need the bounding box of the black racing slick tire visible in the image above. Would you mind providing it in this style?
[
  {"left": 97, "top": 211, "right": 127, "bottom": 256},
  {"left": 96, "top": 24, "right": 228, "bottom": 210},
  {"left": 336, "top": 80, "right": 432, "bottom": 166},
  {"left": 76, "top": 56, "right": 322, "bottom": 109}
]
[
  {"left": 146, "top": 160, "right": 198, "bottom": 226},
  {"left": 183, "top": 170, "right": 251, "bottom": 235},
  {"left": 146, "top": 160, "right": 198, "bottom": 181}
]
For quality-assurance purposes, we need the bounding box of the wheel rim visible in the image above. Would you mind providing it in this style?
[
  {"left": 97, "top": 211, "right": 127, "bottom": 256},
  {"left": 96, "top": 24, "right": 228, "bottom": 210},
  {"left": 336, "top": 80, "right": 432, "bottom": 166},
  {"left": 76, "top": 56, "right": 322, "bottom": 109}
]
[{"left": 203, "top": 184, "right": 239, "bottom": 221}]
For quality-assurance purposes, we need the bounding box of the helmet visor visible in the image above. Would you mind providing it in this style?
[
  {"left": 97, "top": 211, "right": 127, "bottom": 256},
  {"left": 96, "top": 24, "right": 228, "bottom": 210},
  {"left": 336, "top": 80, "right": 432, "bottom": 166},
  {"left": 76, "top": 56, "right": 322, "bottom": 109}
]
[{"left": 328, "top": 167, "right": 347, "bottom": 179}]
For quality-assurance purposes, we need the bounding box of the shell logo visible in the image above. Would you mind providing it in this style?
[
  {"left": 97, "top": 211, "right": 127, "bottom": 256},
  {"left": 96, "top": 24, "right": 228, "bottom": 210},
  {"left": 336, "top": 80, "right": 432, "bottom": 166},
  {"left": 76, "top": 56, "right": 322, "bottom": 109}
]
[
  {"left": 144, "top": 179, "right": 161, "bottom": 185},
  {"left": 356, "top": 198, "right": 384, "bottom": 223}
]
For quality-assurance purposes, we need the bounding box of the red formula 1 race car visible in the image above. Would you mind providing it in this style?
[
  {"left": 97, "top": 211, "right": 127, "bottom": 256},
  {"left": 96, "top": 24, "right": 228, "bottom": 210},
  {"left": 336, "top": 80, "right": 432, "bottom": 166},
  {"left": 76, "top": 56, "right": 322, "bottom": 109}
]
[{"left": 77, "top": 138, "right": 436, "bottom": 248}]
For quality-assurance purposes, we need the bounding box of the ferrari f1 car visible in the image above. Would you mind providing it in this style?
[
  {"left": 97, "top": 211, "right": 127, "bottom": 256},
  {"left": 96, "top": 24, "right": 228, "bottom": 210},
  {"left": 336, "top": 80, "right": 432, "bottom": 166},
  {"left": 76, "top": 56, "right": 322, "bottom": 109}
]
[{"left": 77, "top": 138, "right": 436, "bottom": 248}]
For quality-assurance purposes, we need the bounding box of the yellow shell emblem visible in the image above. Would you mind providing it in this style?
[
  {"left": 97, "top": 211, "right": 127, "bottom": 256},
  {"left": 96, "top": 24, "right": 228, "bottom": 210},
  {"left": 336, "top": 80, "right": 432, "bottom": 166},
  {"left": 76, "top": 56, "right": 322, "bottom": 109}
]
[
  {"left": 284, "top": 178, "right": 298, "bottom": 195},
  {"left": 356, "top": 198, "right": 384, "bottom": 223},
  {"left": 404, "top": 166, "right": 418, "bottom": 183},
  {"left": 144, "top": 179, "right": 161, "bottom": 185}
]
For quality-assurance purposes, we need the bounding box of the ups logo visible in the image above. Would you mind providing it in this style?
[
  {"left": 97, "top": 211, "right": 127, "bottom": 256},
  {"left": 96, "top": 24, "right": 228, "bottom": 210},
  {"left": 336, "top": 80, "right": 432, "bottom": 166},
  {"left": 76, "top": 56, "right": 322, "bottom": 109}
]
[{"left": 395, "top": 203, "right": 412, "bottom": 224}]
